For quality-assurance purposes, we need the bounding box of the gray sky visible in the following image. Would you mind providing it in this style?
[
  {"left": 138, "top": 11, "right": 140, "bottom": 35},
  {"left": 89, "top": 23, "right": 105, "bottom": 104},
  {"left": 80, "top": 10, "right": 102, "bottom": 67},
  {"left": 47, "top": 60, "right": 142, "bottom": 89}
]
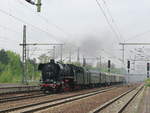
[{"left": 0, "top": 0, "right": 150, "bottom": 75}]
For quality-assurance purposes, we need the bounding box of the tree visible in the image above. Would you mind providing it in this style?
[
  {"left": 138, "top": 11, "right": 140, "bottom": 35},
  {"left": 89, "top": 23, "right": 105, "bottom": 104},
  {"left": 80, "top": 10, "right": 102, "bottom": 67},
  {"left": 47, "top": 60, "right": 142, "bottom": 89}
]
[
  {"left": 0, "top": 50, "right": 40, "bottom": 83},
  {"left": 0, "top": 49, "right": 9, "bottom": 64}
]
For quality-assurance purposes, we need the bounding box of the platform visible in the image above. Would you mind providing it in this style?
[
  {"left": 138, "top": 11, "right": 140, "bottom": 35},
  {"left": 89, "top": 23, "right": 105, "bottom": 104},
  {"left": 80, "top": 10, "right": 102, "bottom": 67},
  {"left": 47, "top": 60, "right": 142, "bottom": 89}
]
[{"left": 138, "top": 87, "right": 150, "bottom": 113}]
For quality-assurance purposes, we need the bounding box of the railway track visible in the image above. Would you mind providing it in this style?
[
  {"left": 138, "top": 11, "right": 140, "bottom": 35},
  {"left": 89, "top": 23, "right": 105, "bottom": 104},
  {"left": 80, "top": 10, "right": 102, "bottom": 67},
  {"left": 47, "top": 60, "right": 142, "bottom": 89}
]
[
  {"left": 0, "top": 92, "right": 46, "bottom": 103},
  {"left": 0, "top": 86, "right": 117, "bottom": 113},
  {"left": 0, "top": 85, "right": 42, "bottom": 103},
  {"left": 89, "top": 84, "right": 144, "bottom": 113},
  {"left": 0, "top": 85, "right": 40, "bottom": 95},
  {"left": 0, "top": 85, "right": 118, "bottom": 103}
]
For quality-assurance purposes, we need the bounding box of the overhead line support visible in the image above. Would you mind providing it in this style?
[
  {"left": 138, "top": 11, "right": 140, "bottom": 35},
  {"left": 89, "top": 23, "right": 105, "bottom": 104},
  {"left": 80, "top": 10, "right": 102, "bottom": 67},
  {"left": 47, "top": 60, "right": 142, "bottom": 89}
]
[
  {"left": 22, "top": 25, "right": 27, "bottom": 85},
  {"left": 119, "top": 43, "right": 150, "bottom": 45},
  {"left": 20, "top": 43, "right": 64, "bottom": 62},
  {"left": 119, "top": 42, "right": 150, "bottom": 64}
]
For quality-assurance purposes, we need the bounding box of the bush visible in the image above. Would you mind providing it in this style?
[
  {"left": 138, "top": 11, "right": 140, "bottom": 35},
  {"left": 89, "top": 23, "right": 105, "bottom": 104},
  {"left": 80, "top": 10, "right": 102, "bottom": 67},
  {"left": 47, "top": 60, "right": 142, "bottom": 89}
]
[{"left": 0, "top": 49, "right": 40, "bottom": 84}]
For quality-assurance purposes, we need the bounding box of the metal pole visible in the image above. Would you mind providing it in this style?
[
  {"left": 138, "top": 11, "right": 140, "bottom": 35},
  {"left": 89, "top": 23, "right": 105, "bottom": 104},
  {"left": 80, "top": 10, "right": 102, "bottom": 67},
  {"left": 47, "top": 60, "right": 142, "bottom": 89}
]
[
  {"left": 27, "top": 46, "right": 30, "bottom": 60},
  {"left": 60, "top": 45, "right": 63, "bottom": 62},
  {"left": 26, "top": 46, "right": 30, "bottom": 82},
  {"left": 147, "top": 72, "right": 149, "bottom": 78},
  {"left": 122, "top": 44, "right": 125, "bottom": 64},
  {"left": 83, "top": 56, "right": 86, "bottom": 67},
  {"left": 53, "top": 46, "right": 55, "bottom": 60},
  {"left": 22, "top": 25, "right": 27, "bottom": 84},
  {"left": 128, "top": 69, "right": 130, "bottom": 84},
  {"left": 77, "top": 48, "right": 80, "bottom": 62},
  {"left": 147, "top": 63, "right": 150, "bottom": 78},
  {"left": 100, "top": 56, "right": 101, "bottom": 69},
  {"left": 69, "top": 49, "right": 71, "bottom": 63},
  {"left": 119, "top": 42, "right": 150, "bottom": 45},
  {"left": 133, "top": 55, "right": 136, "bottom": 71}
]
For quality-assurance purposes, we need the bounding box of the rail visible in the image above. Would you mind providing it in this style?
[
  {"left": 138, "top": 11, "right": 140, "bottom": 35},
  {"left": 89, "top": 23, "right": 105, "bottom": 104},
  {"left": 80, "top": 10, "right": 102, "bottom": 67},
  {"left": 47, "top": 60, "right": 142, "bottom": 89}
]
[
  {"left": 89, "top": 84, "right": 143, "bottom": 113},
  {"left": 0, "top": 85, "right": 40, "bottom": 95},
  {"left": 0, "top": 87, "right": 116, "bottom": 113}
]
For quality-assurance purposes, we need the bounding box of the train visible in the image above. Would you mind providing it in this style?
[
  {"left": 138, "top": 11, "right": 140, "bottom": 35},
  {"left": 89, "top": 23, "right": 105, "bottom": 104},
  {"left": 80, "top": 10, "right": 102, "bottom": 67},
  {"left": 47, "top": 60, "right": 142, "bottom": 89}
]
[{"left": 38, "top": 59, "right": 125, "bottom": 93}]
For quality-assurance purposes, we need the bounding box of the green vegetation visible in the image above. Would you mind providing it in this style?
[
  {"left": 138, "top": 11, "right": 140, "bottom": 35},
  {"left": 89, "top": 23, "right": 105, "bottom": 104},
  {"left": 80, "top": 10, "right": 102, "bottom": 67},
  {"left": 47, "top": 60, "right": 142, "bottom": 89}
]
[
  {"left": 145, "top": 78, "right": 150, "bottom": 87},
  {"left": 0, "top": 49, "right": 40, "bottom": 84},
  {"left": 0, "top": 49, "right": 125, "bottom": 83}
]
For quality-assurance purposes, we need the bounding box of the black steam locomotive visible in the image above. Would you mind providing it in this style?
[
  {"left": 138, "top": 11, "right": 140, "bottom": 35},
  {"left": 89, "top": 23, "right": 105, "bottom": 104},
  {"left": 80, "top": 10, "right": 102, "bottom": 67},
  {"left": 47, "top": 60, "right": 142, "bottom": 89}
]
[{"left": 38, "top": 59, "right": 125, "bottom": 93}]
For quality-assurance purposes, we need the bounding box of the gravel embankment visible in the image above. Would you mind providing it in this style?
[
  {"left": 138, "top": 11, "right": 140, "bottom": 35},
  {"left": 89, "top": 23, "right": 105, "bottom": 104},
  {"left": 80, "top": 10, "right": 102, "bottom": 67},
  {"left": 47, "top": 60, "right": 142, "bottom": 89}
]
[
  {"left": 98, "top": 85, "right": 142, "bottom": 113},
  {"left": 137, "top": 86, "right": 150, "bottom": 113},
  {"left": 0, "top": 91, "right": 42, "bottom": 100},
  {"left": 122, "top": 86, "right": 145, "bottom": 113},
  {"left": 0, "top": 86, "right": 114, "bottom": 110},
  {"left": 37, "top": 85, "right": 135, "bottom": 113}
]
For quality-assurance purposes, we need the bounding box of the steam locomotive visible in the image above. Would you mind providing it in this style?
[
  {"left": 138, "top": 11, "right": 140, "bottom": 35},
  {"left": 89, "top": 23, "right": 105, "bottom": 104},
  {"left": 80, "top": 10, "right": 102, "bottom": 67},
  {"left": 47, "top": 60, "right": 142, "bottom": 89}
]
[{"left": 38, "top": 59, "right": 125, "bottom": 93}]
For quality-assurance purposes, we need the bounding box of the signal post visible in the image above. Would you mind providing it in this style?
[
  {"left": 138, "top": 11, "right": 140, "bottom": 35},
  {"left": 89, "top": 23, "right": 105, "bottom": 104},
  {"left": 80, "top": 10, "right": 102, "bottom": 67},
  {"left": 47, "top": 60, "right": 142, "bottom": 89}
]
[
  {"left": 127, "top": 60, "right": 130, "bottom": 84},
  {"left": 147, "top": 63, "right": 149, "bottom": 78}
]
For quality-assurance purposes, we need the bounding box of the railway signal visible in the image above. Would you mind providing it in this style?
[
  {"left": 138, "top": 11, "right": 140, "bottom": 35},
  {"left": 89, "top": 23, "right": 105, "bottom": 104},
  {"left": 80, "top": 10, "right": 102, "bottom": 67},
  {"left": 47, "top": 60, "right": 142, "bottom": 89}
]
[
  {"left": 147, "top": 63, "right": 149, "bottom": 78},
  {"left": 127, "top": 60, "right": 130, "bottom": 69},
  {"left": 108, "top": 60, "right": 111, "bottom": 72},
  {"left": 127, "top": 60, "right": 130, "bottom": 73},
  {"left": 25, "top": 0, "right": 41, "bottom": 12},
  {"left": 147, "top": 63, "right": 149, "bottom": 71}
]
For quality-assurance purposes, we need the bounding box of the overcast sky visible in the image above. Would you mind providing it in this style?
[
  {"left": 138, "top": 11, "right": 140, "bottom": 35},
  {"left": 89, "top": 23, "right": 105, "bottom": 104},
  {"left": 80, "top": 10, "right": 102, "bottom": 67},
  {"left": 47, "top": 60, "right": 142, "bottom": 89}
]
[{"left": 0, "top": 0, "right": 150, "bottom": 74}]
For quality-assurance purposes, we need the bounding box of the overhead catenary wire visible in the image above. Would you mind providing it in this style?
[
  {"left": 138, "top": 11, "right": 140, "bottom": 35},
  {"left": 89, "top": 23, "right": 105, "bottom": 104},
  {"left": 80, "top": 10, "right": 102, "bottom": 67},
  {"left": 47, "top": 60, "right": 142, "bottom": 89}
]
[
  {"left": 17, "top": 1, "right": 50, "bottom": 43},
  {"left": 14, "top": 0, "right": 71, "bottom": 61},
  {"left": 95, "top": 0, "right": 121, "bottom": 43},
  {"left": 0, "top": 1, "right": 39, "bottom": 43},
  {"left": 125, "top": 29, "right": 150, "bottom": 42},
  {"left": 0, "top": 1, "right": 123, "bottom": 66},
  {"left": 16, "top": 0, "right": 71, "bottom": 47},
  {"left": 0, "top": 24, "right": 37, "bottom": 44},
  {"left": 0, "top": 8, "right": 62, "bottom": 42},
  {"left": 100, "top": 49, "right": 122, "bottom": 62},
  {"left": 0, "top": 24, "right": 19, "bottom": 34},
  {"left": 0, "top": 35, "right": 20, "bottom": 42},
  {"left": 101, "top": 0, "right": 123, "bottom": 41},
  {"left": 17, "top": 0, "right": 71, "bottom": 39},
  {"left": 95, "top": 0, "right": 127, "bottom": 69},
  {"left": 0, "top": 12, "right": 44, "bottom": 56},
  {"left": 0, "top": 25, "right": 21, "bottom": 44}
]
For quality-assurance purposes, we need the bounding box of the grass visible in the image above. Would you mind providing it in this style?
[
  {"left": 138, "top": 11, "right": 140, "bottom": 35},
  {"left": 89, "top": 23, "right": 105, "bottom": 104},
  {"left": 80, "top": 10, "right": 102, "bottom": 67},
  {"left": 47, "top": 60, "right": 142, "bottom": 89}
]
[{"left": 145, "top": 78, "right": 150, "bottom": 87}]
